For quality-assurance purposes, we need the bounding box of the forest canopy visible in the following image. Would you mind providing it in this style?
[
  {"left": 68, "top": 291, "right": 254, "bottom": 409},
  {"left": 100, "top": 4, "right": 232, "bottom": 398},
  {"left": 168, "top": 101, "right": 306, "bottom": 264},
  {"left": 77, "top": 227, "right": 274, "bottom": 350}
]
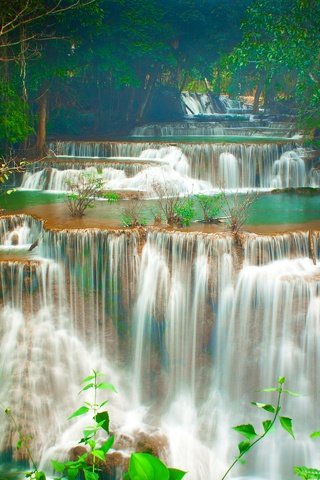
[{"left": 0, "top": 0, "right": 318, "bottom": 153}]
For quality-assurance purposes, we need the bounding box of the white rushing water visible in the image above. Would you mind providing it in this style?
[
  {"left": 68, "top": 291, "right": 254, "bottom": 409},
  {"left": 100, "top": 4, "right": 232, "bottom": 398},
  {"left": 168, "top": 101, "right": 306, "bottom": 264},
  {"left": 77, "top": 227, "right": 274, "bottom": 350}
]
[
  {"left": 1, "top": 218, "right": 320, "bottom": 479},
  {"left": 23, "top": 142, "right": 319, "bottom": 192}
]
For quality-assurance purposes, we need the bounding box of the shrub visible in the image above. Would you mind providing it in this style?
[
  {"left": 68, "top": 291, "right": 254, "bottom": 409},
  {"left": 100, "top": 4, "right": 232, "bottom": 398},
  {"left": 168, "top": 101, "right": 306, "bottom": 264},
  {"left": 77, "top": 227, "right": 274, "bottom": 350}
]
[
  {"left": 65, "top": 173, "right": 104, "bottom": 217},
  {"left": 196, "top": 193, "right": 223, "bottom": 223}
]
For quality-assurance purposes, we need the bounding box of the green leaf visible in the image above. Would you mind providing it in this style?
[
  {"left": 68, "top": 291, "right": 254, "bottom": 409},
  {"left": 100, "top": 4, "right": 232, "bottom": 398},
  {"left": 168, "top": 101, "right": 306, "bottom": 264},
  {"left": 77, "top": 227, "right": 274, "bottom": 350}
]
[
  {"left": 310, "top": 431, "right": 320, "bottom": 439},
  {"left": 168, "top": 468, "right": 187, "bottom": 480},
  {"left": 88, "top": 439, "right": 96, "bottom": 449},
  {"left": 101, "top": 435, "right": 114, "bottom": 454},
  {"left": 128, "top": 453, "right": 169, "bottom": 480},
  {"left": 251, "top": 402, "right": 275, "bottom": 413},
  {"left": 16, "top": 439, "right": 22, "bottom": 450},
  {"left": 94, "top": 411, "right": 109, "bottom": 433},
  {"left": 81, "top": 375, "right": 96, "bottom": 384},
  {"left": 51, "top": 460, "right": 66, "bottom": 473},
  {"left": 282, "top": 389, "right": 300, "bottom": 397},
  {"left": 67, "top": 468, "right": 79, "bottom": 480},
  {"left": 91, "top": 449, "right": 106, "bottom": 462},
  {"left": 233, "top": 424, "right": 258, "bottom": 440},
  {"left": 262, "top": 420, "right": 272, "bottom": 433},
  {"left": 80, "top": 383, "right": 94, "bottom": 392},
  {"left": 238, "top": 440, "right": 251, "bottom": 455},
  {"left": 68, "top": 406, "right": 89, "bottom": 419},
  {"left": 261, "top": 387, "right": 279, "bottom": 392},
  {"left": 35, "top": 472, "right": 46, "bottom": 480},
  {"left": 294, "top": 466, "right": 320, "bottom": 479},
  {"left": 279, "top": 416, "right": 295, "bottom": 438},
  {"left": 96, "top": 382, "right": 117, "bottom": 392},
  {"left": 278, "top": 376, "right": 286, "bottom": 385},
  {"left": 84, "top": 470, "right": 99, "bottom": 480}
]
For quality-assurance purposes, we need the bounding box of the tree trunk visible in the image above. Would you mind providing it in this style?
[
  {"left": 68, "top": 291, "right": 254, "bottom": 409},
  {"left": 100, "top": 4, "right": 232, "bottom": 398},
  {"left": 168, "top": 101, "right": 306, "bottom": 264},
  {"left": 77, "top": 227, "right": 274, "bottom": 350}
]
[
  {"left": 253, "top": 75, "right": 265, "bottom": 114},
  {"left": 36, "top": 87, "right": 48, "bottom": 156},
  {"left": 136, "top": 65, "right": 160, "bottom": 123}
]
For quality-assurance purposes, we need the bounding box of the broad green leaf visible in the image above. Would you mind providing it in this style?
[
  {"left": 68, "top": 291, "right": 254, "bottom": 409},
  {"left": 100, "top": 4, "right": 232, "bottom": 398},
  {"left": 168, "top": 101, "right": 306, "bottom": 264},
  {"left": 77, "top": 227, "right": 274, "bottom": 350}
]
[
  {"left": 35, "top": 472, "right": 46, "bottom": 480},
  {"left": 88, "top": 439, "right": 96, "bottom": 449},
  {"left": 16, "top": 439, "right": 22, "bottom": 450},
  {"left": 96, "top": 382, "right": 117, "bottom": 392},
  {"left": 233, "top": 424, "right": 258, "bottom": 440},
  {"left": 67, "top": 468, "right": 79, "bottom": 480},
  {"left": 68, "top": 406, "right": 89, "bottom": 420},
  {"left": 94, "top": 411, "right": 109, "bottom": 433},
  {"left": 91, "top": 449, "right": 106, "bottom": 462},
  {"left": 81, "top": 375, "right": 96, "bottom": 384},
  {"left": 84, "top": 470, "right": 99, "bottom": 480},
  {"left": 262, "top": 420, "right": 272, "bottom": 433},
  {"left": 238, "top": 440, "right": 251, "bottom": 455},
  {"left": 279, "top": 416, "right": 295, "bottom": 438},
  {"left": 80, "top": 383, "right": 94, "bottom": 392},
  {"left": 123, "top": 473, "right": 130, "bottom": 480},
  {"left": 251, "top": 402, "right": 275, "bottom": 413},
  {"left": 310, "top": 431, "right": 320, "bottom": 439},
  {"left": 129, "top": 453, "right": 169, "bottom": 480},
  {"left": 283, "top": 389, "right": 300, "bottom": 397},
  {"left": 51, "top": 460, "right": 66, "bottom": 473},
  {"left": 168, "top": 468, "right": 187, "bottom": 479},
  {"left": 101, "top": 435, "right": 114, "bottom": 454},
  {"left": 278, "top": 376, "right": 286, "bottom": 385}
]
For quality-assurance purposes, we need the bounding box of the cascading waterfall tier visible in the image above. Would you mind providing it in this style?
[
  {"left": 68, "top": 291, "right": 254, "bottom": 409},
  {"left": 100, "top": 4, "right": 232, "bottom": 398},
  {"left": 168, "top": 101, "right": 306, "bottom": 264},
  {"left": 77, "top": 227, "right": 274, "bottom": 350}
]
[
  {"left": 131, "top": 121, "right": 295, "bottom": 138},
  {"left": 0, "top": 214, "right": 42, "bottom": 248},
  {"left": 180, "top": 92, "right": 251, "bottom": 116},
  {"left": 43, "top": 140, "right": 320, "bottom": 192},
  {"left": 1, "top": 214, "right": 320, "bottom": 479}
]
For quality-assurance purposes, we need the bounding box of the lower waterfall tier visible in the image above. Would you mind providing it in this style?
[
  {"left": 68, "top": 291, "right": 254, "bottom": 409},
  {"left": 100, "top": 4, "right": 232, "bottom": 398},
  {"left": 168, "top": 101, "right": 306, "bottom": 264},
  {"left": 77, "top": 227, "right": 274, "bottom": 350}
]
[{"left": 0, "top": 216, "right": 319, "bottom": 479}]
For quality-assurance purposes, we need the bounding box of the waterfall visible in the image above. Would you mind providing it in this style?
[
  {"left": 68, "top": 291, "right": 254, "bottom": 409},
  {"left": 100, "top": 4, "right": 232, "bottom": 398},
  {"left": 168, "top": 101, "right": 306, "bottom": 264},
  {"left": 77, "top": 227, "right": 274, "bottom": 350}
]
[
  {"left": 310, "top": 167, "right": 320, "bottom": 187},
  {"left": 48, "top": 140, "right": 312, "bottom": 190},
  {"left": 130, "top": 122, "right": 294, "bottom": 137},
  {"left": 0, "top": 215, "right": 42, "bottom": 248},
  {"left": 180, "top": 93, "right": 251, "bottom": 116},
  {"left": 1, "top": 215, "right": 320, "bottom": 479},
  {"left": 272, "top": 150, "right": 306, "bottom": 188},
  {"left": 218, "top": 153, "right": 240, "bottom": 189}
]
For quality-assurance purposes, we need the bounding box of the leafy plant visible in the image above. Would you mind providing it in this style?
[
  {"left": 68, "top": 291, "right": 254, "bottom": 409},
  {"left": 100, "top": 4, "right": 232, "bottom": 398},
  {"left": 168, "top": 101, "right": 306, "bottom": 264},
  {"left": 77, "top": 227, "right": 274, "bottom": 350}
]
[
  {"left": 122, "top": 200, "right": 147, "bottom": 227},
  {"left": 124, "top": 453, "right": 186, "bottom": 480},
  {"left": 196, "top": 193, "right": 223, "bottom": 223},
  {"left": 221, "top": 376, "right": 298, "bottom": 480},
  {"left": 173, "top": 198, "right": 195, "bottom": 227},
  {"left": 65, "top": 173, "right": 105, "bottom": 217},
  {"left": 52, "top": 370, "right": 116, "bottom": 480},
  {"left": 103, "top": 192, "right": 120, "bottom": 203},
  {"left": 294, "top": 431, "right": 320, "bottom": 479},
  {"left": 3, "top": 407, "right": 46, "bottom": 480}
]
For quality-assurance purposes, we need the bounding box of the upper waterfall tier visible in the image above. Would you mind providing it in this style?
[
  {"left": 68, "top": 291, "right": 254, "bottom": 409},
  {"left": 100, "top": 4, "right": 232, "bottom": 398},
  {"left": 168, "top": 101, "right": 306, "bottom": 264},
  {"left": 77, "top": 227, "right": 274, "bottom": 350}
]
[
  {"left": 130, "top": 121, "right": 297, "bottom": 138},
  {"left": 180, "top": 92, "right": 252, "bottom": 116}
]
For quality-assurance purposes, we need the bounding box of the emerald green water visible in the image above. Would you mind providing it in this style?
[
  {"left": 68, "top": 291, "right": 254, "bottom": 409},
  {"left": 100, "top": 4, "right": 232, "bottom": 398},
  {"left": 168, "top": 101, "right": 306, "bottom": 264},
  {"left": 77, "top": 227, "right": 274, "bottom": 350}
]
[
  {"left": 1, "top": 190, "right": 319, "bottom": 227},
  {"left": 247, "top": 193, "right": 320, "bottom": 225},
  {"left": 0, "top": 191, "right": 65, "bottom": 211}
]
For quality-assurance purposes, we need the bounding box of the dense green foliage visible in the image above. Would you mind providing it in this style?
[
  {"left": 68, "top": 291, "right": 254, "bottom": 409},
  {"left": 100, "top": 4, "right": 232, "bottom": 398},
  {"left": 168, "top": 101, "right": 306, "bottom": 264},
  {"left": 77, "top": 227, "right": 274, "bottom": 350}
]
[
  {"left": 0, "top": 0, "right": 318, "bottom": 151},
  {"left": 223, "top": 0, "right": 320, "bottom": 125}
]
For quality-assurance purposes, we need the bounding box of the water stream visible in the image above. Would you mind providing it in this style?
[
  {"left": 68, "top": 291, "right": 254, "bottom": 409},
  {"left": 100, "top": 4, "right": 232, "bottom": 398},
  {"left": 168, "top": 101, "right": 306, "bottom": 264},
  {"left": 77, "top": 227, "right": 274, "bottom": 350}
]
[{"left": 0, "top": 214, "right": 320, "bottom": 479}]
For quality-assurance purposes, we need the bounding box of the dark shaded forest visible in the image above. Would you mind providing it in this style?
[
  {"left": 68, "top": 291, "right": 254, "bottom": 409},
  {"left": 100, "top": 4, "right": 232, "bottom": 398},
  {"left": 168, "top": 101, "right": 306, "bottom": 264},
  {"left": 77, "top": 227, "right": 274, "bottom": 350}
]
[{"left": 0, "top": 0, "right": 319, "bottom": 154}]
